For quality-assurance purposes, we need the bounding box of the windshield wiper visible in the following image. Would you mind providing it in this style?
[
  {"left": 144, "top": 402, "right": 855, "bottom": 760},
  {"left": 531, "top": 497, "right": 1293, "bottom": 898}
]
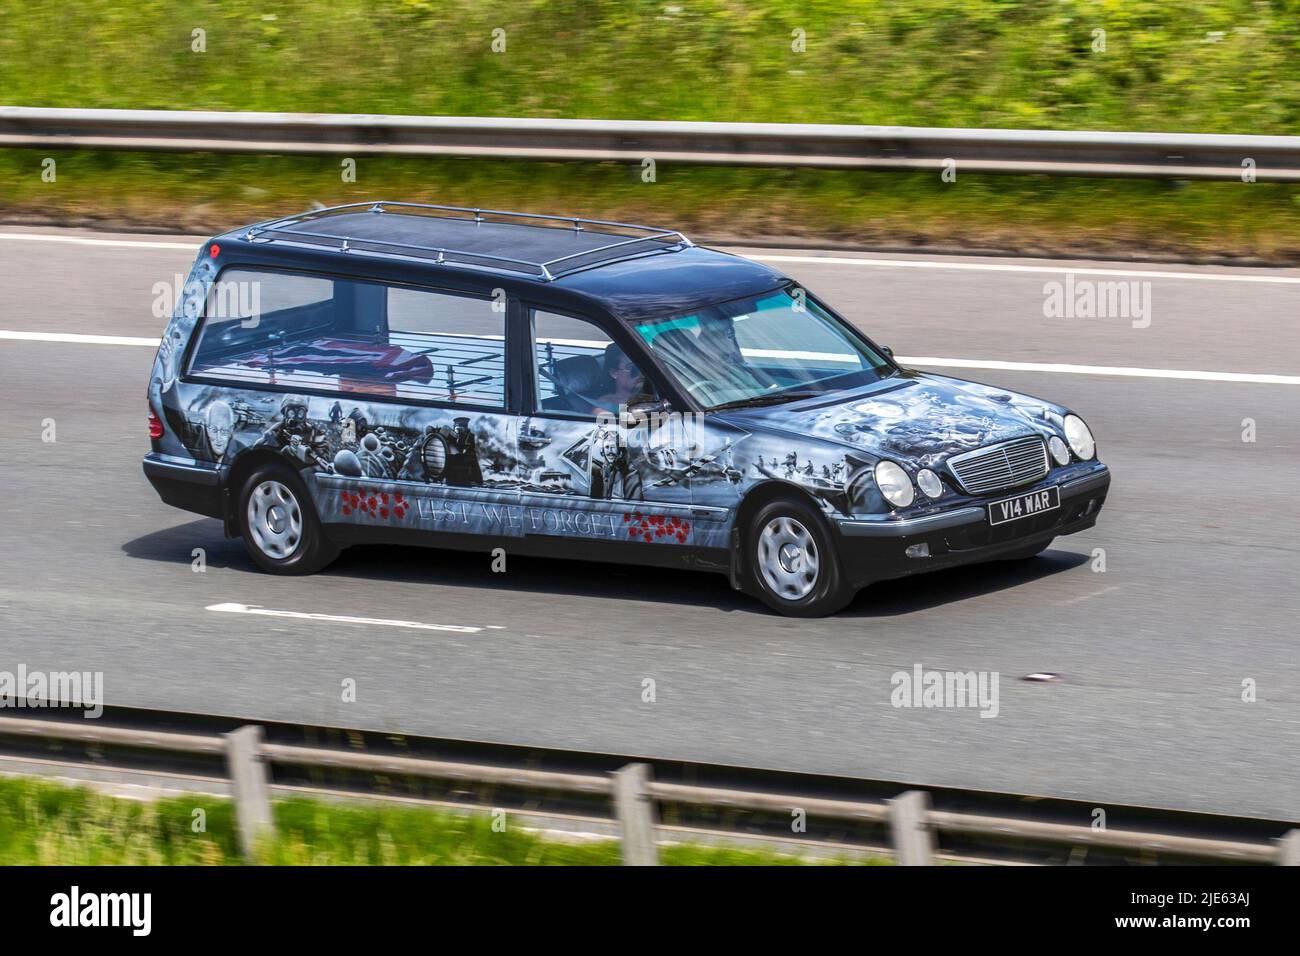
[{"left": 709, "top": 391, "right": 819, "bottom": 412}]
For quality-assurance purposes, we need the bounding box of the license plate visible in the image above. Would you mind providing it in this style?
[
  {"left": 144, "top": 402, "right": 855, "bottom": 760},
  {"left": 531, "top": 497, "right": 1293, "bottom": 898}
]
[{"left": 987, "top": 486, "right": 1060, "bottom": 526}]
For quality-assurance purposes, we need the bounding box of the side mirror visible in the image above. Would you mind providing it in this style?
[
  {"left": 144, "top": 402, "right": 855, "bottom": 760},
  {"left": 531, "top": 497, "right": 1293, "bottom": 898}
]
[{"left": 625, "top": 398, "right": 673, "bottom": 416}]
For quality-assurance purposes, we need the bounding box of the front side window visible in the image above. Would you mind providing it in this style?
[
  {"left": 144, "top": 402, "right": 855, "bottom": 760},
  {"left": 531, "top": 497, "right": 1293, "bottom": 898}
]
[
  {"left": 187, "top": 269, "right": 506, "bottom": 407},
  {"left": 531, "top": 309, "right": 657, "bottom": 417},
  {"left": 633, "top": 287, "right": 892, "bottom": 410}
]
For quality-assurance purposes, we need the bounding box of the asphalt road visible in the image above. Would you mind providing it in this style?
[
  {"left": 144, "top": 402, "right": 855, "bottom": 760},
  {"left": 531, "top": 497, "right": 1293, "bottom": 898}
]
[{"left": 2, "top": 226, "right": 1298, "bottom": 821}]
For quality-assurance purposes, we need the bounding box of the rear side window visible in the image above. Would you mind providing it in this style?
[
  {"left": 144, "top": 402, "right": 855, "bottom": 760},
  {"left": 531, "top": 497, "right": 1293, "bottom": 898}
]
[{"left": 187, "top": 269, "right": 506, "bottom": 407}]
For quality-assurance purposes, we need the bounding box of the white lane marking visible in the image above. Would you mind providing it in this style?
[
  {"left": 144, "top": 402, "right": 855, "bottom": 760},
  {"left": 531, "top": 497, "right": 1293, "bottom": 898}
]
[
  {"left": 750, "top": 254, "right": 1300, "bottom": 285},
  {"left": 1062, "top": 585, "right": 1123, "bottom": 606},
  {"left": 0, "top": 232, "right": 198, "bottom": 251},
  {"left": 2, "top": 329, "right": 1297, "bottom": 385},
  {"left": 206, "top": 602, "right": 484, "bottom": 633},
  {"left": 543, "top": 334, "right": 859, "bottom": 363},
  {"left": 902, "top": 356, "right": 1300, "bottom": 385},
  {"left": 0, "top": 329, "right": 161, "bottom": 347}
]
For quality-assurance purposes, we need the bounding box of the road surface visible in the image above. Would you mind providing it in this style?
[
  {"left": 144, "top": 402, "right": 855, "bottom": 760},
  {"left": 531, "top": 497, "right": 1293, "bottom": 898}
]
[{"left": 1, "top": 225, "right": 1297, "bottom": 821}]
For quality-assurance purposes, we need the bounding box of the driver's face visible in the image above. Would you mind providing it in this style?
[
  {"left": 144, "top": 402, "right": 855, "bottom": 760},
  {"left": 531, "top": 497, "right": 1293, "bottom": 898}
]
[{"left": 613, "top": 358, "right": 643, "bottom": 393}]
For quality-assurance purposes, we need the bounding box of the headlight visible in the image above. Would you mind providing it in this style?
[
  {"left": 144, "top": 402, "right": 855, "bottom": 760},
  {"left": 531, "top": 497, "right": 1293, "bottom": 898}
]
[
  {"left": 916, "top": 468, "right": 944, "bottom": 499},
  {"left": 1063, "top": 415, "right": 1095, "bottom": 460},
  {"left": 1048, "top": 435, "right": 1070, "bottom": 466},
  {"left": 874, "top": 460, "right": 915, "bottom": 508}
]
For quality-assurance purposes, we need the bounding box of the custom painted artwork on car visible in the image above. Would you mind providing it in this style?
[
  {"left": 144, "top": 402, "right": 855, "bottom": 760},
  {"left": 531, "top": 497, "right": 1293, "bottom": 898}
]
[
  {"left": 766, "top": 375, "right": 1062, "bottom": 467},
  {"left": 684, "top": 417, "right": 856, "bottom": 515},
  {"left": 161, "top": 376, "right": 740, "bottom": 544},
  {"left": 680, "top": 371, "right": 1073, "bottom": 521}
]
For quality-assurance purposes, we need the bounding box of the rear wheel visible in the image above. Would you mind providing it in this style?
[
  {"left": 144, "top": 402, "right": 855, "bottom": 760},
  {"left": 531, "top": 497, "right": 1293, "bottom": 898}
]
[
  {"left": 238, "top": 463, "right": 339, "bottom": 574},
  {"left": 746, "top": 498, "right": 854, "bottom": 617}
]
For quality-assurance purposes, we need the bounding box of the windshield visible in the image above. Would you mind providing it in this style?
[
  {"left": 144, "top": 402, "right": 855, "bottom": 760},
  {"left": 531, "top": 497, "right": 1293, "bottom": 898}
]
[{"left": 633, "top": 287, "right": 894, "bottom": 410}]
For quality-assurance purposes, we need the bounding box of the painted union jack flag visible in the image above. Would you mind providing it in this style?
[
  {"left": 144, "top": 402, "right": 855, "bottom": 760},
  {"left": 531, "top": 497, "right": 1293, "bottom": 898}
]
[{"left": 244, "top": 338, "right": 435, "bottom": 384}]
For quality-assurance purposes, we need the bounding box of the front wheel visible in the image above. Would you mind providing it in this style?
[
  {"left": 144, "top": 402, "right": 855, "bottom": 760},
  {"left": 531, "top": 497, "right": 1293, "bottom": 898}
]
[
  {"left": 745, "top": 499, "right": 854, "bottom": 617},
  {"left": 238, "top": 463, "right": 339, "bottom": 574}
]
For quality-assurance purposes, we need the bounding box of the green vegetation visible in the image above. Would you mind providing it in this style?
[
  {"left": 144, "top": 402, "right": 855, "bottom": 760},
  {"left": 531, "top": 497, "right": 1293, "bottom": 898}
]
[
  {"left": 0, "top": 775, "right": 876, "bottom": 865},
  {"left": 0, "top": 1, "right": 1296, "bottom": 257},
  {"left": 3, "top": 0, "right": 1297, "bottom": 132},
  {"left": 3, "top": 149, "right": 1296, "bottom": 261}
]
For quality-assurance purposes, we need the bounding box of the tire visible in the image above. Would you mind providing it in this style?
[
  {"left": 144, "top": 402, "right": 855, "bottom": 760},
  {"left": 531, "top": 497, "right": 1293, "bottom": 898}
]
[
  {"left": 745, "top": 498, "right": 854, "bottom": 617},
  {"left": 237, "top": 463, "right": 340, "bottom": 574},
  {"left": 1002, "top": 538, "right": 1054, "bottom": 561}
]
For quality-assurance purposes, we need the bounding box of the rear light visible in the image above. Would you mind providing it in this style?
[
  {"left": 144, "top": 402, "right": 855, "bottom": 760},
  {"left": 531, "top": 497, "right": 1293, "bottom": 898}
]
[{"left": 148, "top": 405, "right": 164, "bottom": 439}]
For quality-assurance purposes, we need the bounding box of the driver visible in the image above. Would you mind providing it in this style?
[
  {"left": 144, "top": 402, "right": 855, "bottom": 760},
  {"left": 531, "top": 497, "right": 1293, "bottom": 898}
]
[{"left": 592, "top": 344, "right": 650, "bottom": 416}]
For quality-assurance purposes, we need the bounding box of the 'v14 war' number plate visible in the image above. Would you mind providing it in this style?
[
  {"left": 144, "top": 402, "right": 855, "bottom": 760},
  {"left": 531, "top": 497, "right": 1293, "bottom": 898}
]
[{"left": 988, "top": 486, "right": 1060, "bottom": 526}]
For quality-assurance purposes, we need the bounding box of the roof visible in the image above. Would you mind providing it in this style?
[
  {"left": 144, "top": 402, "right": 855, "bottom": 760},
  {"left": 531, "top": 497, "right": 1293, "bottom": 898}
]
[
  {"left": 554, "top": 244, "right": 787, "bottom": 323},
  {"left": 222, "top": 201, "right": 789, "bottom": 322},
  {"left": 240, "top": 202, "right": 692, "bottom": 281}
]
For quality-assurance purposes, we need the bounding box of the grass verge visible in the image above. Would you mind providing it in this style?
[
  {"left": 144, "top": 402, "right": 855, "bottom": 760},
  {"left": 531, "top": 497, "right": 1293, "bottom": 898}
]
[
  {"left": 4, "top": 150, "right": 1298, "bottom": 263},
  {"left": 0, "top": 775, "right": 883, "bottom": 865},
  {"left": 3, "top": 1, "right": 1298, "bottom": 133}
]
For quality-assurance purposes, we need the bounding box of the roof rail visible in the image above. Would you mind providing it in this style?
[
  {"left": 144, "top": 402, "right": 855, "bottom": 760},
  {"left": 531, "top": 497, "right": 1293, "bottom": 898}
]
[{"left": 240, "top": 201, "right": 693, "bottom": 281}]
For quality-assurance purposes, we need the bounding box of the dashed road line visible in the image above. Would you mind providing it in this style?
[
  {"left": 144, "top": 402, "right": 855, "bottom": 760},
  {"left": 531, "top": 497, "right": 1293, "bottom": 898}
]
[{"left": 206, "top": 602, "right": 486, "bottom": 633}]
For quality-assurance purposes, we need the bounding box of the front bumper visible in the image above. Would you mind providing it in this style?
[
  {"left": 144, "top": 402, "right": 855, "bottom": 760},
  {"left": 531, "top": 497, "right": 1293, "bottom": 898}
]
[
  {"left": 833, "top": 465, "right": 1110, "bottom": 587},
  {"left": 142, "top": 453, "right": 226, "bottom": 520}
]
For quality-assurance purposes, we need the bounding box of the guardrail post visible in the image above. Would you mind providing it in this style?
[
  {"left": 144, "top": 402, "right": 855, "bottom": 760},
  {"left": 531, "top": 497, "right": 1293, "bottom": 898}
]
[
  {"left": 612, "top": 763, "right": 659, "bottom": 866},
  {"left": 889, "top": 790, "right": 935, "bottom": 865},
  {"left": 1278, "top": 830, "right": 1300, "bottom": 865},
  {"left": 224, "top": 725, "right": 274, "bottom": 861}
]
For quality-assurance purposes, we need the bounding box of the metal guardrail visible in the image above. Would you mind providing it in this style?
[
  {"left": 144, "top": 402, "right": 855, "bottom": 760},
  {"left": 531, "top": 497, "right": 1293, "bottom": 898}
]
[
  {"left": 0, "top": 713, "right": 1296, "bottom": 865},
  {"left": 2, "top": 106, "right": 1298, "bottom": 181}
]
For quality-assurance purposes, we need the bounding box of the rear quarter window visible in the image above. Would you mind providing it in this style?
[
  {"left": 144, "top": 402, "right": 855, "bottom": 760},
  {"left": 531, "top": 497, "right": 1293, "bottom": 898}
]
[{"left": 187, "top": 269, "right": 506, "bottom": 407}]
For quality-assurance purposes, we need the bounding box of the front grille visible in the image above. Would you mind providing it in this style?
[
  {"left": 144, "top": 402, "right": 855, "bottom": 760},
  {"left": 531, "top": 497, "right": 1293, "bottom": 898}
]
[{"left": 947, "top": 436, "right": 1048, "bottom": 495}]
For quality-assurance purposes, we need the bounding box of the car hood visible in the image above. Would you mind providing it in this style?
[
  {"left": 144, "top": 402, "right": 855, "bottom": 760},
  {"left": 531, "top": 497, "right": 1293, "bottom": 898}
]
[{"left": 716, "top": 371, "right": 1064, "bottom": 468}]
